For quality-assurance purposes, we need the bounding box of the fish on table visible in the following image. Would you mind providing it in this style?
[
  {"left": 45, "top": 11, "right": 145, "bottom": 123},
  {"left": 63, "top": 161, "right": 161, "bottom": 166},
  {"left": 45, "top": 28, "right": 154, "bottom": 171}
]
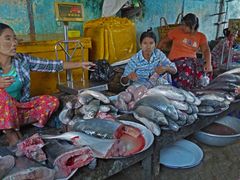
[
  {"left": 134, "top": 105, "right": 168, "bottom": 126},
  {"left": 43, "top": 118, "right": 146, "bottom": 158},
  {"left": 78, "top": 89, "right": 110, "bottom": 104},
  {"left": 3, "top": 157, "right": 55, "bottom": 180},
  {"left": 134, "top": 95, "right": 179, "bottom": 121},
  {"left": 133, "top": 112, "right": 161, "bottom": 136},
  {"left": 43, "top": 140, "right": 94, "bottom": 179}
]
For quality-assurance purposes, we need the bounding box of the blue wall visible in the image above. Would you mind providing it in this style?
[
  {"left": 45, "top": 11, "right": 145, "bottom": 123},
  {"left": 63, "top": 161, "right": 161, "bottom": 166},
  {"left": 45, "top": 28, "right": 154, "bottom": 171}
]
[{"left": 0, "top": 0, "right": 239, "bottom": 41}]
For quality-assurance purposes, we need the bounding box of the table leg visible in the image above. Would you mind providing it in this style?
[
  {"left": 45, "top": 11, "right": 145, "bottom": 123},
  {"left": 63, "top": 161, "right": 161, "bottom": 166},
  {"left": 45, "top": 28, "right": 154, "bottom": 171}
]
[{"left": 142, "top": 154, "right": 152, "bottom": 180}]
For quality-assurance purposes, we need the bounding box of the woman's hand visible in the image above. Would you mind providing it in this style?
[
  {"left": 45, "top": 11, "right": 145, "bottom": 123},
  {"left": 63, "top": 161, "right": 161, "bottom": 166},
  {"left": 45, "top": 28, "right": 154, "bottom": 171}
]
[
  {"left": 204, "top": 63, "right": 213, "bottom": 72},
  {"left": 81, "top": 62, "right": 96, "bottom": 71},
  {"left": 0, "top": 76, "right": 15, "bottom": 88},
  {"left": 128, "top": 72, "right": 138, "bottom": 81},
  {"left": 155, "top": 66, "right": 166, "bottom": 75}
]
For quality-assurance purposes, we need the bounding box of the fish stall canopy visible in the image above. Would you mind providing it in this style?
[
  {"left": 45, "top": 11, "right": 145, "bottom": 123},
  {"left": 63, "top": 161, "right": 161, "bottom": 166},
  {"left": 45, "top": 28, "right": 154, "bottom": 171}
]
[{"left": 1, "top": 0, "right": 240, "bottom": 180}]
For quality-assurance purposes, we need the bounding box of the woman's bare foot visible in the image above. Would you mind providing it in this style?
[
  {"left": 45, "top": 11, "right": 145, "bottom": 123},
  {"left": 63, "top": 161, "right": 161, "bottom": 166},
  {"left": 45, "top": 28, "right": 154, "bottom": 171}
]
[{"left": 4, "top": 129, "right": 20, "bottom": 146}]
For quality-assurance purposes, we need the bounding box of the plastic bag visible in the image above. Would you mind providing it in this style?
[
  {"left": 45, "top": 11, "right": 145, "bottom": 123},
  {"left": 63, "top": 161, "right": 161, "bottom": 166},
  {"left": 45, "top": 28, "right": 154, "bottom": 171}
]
[{"left": 90, "top": 59, "right": 115, "bottom": 82}]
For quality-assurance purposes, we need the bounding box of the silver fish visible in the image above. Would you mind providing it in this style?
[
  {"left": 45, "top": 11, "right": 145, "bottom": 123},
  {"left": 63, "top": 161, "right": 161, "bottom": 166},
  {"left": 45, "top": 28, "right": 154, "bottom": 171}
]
[
  {"left": 219, "top": 68, "right": 240, "bottom": 76},
  {"left": 59, "top": 102, "right": 74, "bottom": 124},
  {"left": 167, "top": 119, "right": 180, "bottom": 132},
  {"left": 198, "top": 105, "right": 215, "bottom": 113},
  {"left": 170, "top": 100, "right": 189, "bottom": 111},
  {"left": 188, "top": 91, "right": 201, "bottom": 106},
  {"left": 79, "top": 90, "right": 110, "bottom": 104},
  {"left": 80, "top": 99, "right": 100, "bottom": 119},
  {"left": 189, "top": 104, "right": 199, "bottom": 114},
  {"left": 68, "top": 118, "right": 124, "bottom": 139},
  {"left": 135, "top": 95, "right": 179, "bottom": 120},
  {"left": 78, "top": 93, "right": 94, "bottom": 105},
  {"left": 178, "top": 88, "right": 195, "bottom": 104},
  {"left": 199, "top": 94, "right": 225, "bottom": 102},
  {"left": 194, "top": 90, "right": 235, "bottom": 102},
  {"left": 99, "top": 105, "right": 111, "bottom": 113},
  {"left": 134, "top": 106, "right": 168, "bottom": 126},
  {"left": 200, "top": 99, "right": 229, "bottom": 108},
  {"left": 176, "top": 110, "right": 188, "bottom": 123},
  {"left": 42, "top": 132, "right": 116, "bottom": 159},
  {"left": 133, "top": 112, "right": 161, "bottom": 136},
  {"left": 150, "top": 85, "right": 186, "bottom": 101},
  {"left": 186, "top": 114, "right": 197, "bottom": 125}
]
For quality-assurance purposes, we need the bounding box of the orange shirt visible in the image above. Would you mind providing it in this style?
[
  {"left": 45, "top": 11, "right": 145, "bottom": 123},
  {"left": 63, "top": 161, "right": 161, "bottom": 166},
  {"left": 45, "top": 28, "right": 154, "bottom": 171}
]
[{"left": 167, "top": 27, "right": 207, "bottom": 60}]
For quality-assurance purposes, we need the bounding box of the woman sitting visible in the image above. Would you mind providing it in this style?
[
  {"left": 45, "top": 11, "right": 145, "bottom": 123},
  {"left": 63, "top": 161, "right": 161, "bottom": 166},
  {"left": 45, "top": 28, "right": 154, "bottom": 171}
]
[
  {"left": 120, "top": 28, "right": 177, "bottom": 88},
  {"left": 0, "top": 23, "right": 95, "bottom": 146}
]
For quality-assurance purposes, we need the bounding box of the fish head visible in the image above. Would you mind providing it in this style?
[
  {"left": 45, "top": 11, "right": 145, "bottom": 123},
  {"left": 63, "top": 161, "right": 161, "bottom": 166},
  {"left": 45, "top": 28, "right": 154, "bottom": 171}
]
[
  {"left": 67, "top": 118, "right": 80, "bottom": 130},
  {"left": 66, "top": 101, "right": 73, "bottom": 109}
]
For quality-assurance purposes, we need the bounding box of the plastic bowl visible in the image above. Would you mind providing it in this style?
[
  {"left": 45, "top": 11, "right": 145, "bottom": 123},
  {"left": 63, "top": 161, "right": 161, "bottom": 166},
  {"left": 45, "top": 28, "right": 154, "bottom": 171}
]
[{"left": 194, "top": 116, "right": 240, "bottom": 146}]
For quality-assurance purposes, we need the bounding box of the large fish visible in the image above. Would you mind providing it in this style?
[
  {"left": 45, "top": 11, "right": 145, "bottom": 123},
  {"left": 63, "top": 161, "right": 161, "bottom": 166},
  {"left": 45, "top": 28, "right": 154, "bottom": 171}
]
[
  {"left": 186, "top": 114, "right": 198, "bottom": 126},
  {"left": 68, "top": 118, "right": 124, "bottom": 139},
  {"left": 188, "top": 91, "right": 201, "bottom": 106},
  {"left": 176, "top": 110, "right": 188, "bottom": 123},
  {"left": 212, "top": 73, "right": 240, "bottom": 84},
  {"left": 79, "top": 99, "right": 100, "bottom": 119},
  {"left": 149, "top": 85, "right": 186, "bottom": 101},
  {"left": 3, "top": 157, "right": 55, "bottom": 180},
  {"left": 198, "top": 105, "right": 215, "bottom": 113},
  {"left": 43, "top": 140, "right": 94, "bottom": 179},
  {"left": 198, "top": 94, "right": 226, "bottom": 102},
  {"left": 205, "top": 82, "right": 238, "bottom": 92},
  {"left": 43, "top": 125, "right": 145, "bottom": 158},
  {"left": 69, "top": 118, "right": 146, "bottom": 157},
  {"left": 78, "top": 90, "right": 110, "bottom": 104},
  {"left": 200, "top": 99, "right": 230, "bottom": 108},
  {"left": 77, "top": 93, "right": 94, "bottom": 105},
  {"left": 42, "top": 131, "right": 116, "bottom": 158},
  {"left": 170, "top": 100, "right": 189, "bottom": 111},
  {"left": 219, "top": 67, "right": 240, "bottom": 76},
  {"left": 59, "top": 102, "right": 74, "bottom": 124},
  {"left": 134, "top": 106, "right": 168, "bottom": 126},
  {"left": 134, "top": 95, "right": 179, "bottom": 120},
  {"left": 167, "top": 119, "right": 180, "bottom": 132},
  {"left": 178, "top": 88, "right": 195, "bottom": 104},
  {"left": 194, "top": 90, "right": 235, "bottom": 102},
  {"left": 133, "top": 112, "right": 161, "bottom": 136},
  {"left": 0, "top": 155, "right": 15, "bottom": 179}
]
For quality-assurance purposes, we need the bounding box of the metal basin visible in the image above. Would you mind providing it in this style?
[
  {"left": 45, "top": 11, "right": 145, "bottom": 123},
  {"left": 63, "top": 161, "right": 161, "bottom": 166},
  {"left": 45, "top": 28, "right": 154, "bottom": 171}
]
[{"left": 194, "top": 116, "right": 240, "bottom": 146}]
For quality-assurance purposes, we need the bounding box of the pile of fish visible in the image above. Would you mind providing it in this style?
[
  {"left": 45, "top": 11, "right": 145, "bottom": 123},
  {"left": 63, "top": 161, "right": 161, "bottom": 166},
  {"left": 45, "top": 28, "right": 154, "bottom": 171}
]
[
  {"left": 59, "top": 89, "right": 118, "bottom": 124},
  {"left": 205, "top": 69, "right": 240, "bottom": 93},
  {"left": 9, "top": 133, "right": 95, "bottom": 179},
  {"left": 194, "top": 90, "right": 234, "bottom": 114},
  {"left": 133, "top": 85, "right": 201, "bottom": 136},
  {"left": 113, "top": 84, "right": 148, "bottom": 112},
  {"left": 193, "top": 67, "right": 240, "bottom": 114},
  {"left": 0, "top": 146, "right": 56, "bottom": 180},
  {"left": 43, "top": 118, "right": 146, "bottom": 158}
]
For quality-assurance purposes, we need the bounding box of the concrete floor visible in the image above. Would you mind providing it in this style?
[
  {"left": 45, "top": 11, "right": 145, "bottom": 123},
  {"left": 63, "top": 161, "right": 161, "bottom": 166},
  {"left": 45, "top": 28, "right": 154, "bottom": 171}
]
[{"left": 109, "top": 135, "right": 240, "bottom": 180}]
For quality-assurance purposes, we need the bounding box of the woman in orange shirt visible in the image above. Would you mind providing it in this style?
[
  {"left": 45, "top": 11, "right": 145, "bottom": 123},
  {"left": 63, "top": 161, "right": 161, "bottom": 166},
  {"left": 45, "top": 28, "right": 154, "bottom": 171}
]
[{"left": 157, "top": 13, "right": 212, "bottom": 90}]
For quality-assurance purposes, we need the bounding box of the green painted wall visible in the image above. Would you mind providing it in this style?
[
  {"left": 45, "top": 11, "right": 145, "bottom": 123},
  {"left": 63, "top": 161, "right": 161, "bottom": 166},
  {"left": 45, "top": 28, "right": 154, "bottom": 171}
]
[{"left": 0, "top": 0, "right": 239, "bottom": 41}]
